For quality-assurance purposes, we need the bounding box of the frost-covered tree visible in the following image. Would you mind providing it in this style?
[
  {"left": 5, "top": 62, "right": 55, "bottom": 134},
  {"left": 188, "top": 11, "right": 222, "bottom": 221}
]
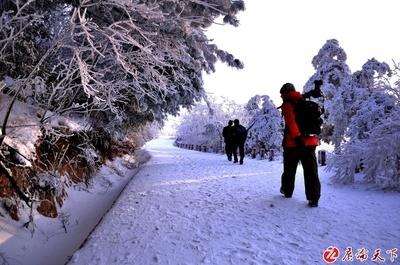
[
  {"left": 0, "top": 0, "right": 246, "bottom": 217},
  {"left": 347, "top": 59, "right": 392, "bottom": 140},
  {"left": 304, "top": 39, "right": 353, "bottom": 149},
  {"left": 330, "top": 61, "right": 400, "bottom": 188},
  {"left": 0, "top": 0, "right": 245, "bottom": 136},
  {"left": 243, "top": 95, "right": 261, "bottom": 126},
  {"left": 176, "top": 97, "right": 245, "bottom": 149},
  {"left": 306, "top": 40, "right": 400, "bottom": 189},
  {"left": 331, "top": 105, "right": 400, "bottom": 189},
  {"left": 245, "top": 95, "right": 283, "bottom": 156},
  {"left": 176, "top": 102, "right": 220, "bottom": 146}
]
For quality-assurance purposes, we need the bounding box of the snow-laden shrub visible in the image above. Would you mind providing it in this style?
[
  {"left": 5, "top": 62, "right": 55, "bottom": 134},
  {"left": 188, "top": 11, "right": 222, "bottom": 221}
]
[
  {"left": 35, "top": 127, "right": 100, "bottom": 184},
  {"left": 329, "top": 61, "right": 400, "bottom": 189},
  {"left": 31, "top": 172, "right": 70, "bottom": 199},
  {"left": 330, "top": 109, "right": 400, "bottom": 189},
  {"left": 245, "top": 95, "right": 283, "bottom": 156}
]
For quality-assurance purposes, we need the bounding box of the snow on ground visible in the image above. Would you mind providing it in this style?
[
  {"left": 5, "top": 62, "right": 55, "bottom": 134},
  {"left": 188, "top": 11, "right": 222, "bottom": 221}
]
[
  {"left": 70, "top": 138, "right": 400, "bottom": 265},
  {"left": 0, "top": 152, "right": 150, "bottom": 265}
]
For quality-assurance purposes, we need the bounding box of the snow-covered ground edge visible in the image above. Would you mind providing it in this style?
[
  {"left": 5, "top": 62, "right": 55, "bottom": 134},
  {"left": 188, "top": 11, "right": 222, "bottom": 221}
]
[{"left": 0, "top": 150, "right": 150, "bottom": 265}]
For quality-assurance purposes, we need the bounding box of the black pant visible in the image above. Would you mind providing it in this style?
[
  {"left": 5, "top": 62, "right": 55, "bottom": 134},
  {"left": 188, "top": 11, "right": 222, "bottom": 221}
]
[
  {"left": 225, "top": 141, "right": 233, "bottom": 160},
  {"left": 281, "top": 147, "right": 321, "bottom": 202},
  {"left": 233, "top": 142, "right": 245, "bottom": 162}
]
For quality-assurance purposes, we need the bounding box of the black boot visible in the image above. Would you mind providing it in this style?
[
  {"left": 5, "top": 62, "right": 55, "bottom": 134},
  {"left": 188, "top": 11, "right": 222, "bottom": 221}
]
[
  {"left": 280, "top": 188, "right": 292, "bottom": 198},
  {"left": 308, "top": 200, "right": 318, "bottom": 207}
]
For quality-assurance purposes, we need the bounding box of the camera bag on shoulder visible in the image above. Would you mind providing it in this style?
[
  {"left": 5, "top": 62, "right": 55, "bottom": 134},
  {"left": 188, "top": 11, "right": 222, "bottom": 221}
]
[{"left": 295, "top": 99, "right": 323, "bottom": 135}]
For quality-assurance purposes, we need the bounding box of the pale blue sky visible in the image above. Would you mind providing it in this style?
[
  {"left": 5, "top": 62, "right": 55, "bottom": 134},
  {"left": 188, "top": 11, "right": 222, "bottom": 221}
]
[{"left": 204, "top": 0, "right": 400, "bottom": 105}]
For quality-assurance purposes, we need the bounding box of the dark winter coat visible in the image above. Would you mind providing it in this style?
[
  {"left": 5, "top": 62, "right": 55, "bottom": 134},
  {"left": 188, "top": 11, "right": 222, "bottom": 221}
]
[
  {"left": 281, "top": 91, "right": 319, "bottom": 148},
  {"left": 232, "top": 125, "right": 247, "bottom": 144},
  {"left": 222, "top": 125, "right": 234, "bottom": 143}
]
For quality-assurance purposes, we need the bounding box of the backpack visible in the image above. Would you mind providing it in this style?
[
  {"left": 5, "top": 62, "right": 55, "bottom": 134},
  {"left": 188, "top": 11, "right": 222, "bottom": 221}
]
[{"left": 295, "top": 100, "right": 323, "bottom": 135}]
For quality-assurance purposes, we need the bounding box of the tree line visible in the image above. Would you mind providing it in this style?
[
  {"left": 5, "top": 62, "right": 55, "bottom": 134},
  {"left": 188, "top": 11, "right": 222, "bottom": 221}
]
[{"left": 177, "top": 39, "right": 400, "bottom": 190}]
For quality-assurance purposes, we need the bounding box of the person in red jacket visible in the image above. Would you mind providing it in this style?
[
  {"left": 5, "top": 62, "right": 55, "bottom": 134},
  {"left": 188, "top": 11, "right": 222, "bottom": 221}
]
[{"left": 279, "top": 83, "right": 321, "bottom": 207}]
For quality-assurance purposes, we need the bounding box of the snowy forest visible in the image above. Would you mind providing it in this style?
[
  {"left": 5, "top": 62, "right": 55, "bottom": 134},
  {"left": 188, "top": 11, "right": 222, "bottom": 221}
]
[
  {"left": 0, "top": 0, "right": 244, "bottom": 221},
  {"left": 177, "top": 39, "right": 400, "bottom": 190}
]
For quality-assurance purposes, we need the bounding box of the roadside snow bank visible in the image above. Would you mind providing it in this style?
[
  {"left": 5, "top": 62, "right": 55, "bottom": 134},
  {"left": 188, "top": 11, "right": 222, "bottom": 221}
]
[{"left": 0, "top": 150, "right": 150, "bottom": 265}]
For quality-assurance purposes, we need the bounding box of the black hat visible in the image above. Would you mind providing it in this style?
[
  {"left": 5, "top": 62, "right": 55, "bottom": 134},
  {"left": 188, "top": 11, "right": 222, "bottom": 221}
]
[{"left": 280, "top": 83, "right": 295, "bottom": 94}]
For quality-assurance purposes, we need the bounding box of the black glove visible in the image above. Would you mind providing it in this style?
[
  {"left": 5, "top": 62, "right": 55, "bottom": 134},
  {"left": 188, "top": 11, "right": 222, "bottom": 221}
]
[{"left": 294, "top": 136, "right": 304, "bottom": 148}]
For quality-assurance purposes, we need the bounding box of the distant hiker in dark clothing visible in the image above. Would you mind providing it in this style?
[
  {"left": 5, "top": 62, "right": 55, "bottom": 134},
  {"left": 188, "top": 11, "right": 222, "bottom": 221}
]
[
  {"left": 222, "top": 120, "right": 234, "bottom": 161},
  {"left": 279, "top": 83, "right": 321, "bottom": 207},
  {"left": 232, "top": 119, "right": 247, "bottom": 165}
]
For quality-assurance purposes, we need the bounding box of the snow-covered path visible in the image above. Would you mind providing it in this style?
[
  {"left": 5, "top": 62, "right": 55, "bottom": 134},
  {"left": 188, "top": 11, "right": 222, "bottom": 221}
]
[{"left": 70, "top": 138, "right": 400, "bottom": 265}]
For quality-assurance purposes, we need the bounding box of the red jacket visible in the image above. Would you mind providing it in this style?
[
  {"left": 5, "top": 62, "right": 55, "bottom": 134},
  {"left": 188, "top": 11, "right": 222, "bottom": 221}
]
[{"left": 281, "top": 91, "right": 319, "bottom": 148}]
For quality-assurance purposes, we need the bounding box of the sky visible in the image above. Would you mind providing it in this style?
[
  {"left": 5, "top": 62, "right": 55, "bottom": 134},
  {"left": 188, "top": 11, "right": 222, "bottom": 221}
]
[{"left": 203, "top": 0, "right": 400, "bottom": 106}]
